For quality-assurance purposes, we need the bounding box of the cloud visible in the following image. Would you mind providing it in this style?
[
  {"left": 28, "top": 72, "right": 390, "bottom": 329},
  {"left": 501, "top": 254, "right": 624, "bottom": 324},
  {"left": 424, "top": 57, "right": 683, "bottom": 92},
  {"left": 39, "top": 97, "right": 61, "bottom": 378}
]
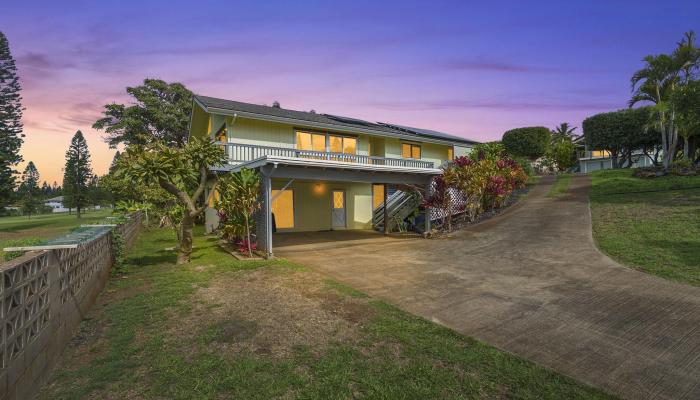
[
  {"left": 17, "top": 52, "right": 76, "bottom": 70},
  {"left": 444, "top": 60, "right": 540, "bottom": 73}
]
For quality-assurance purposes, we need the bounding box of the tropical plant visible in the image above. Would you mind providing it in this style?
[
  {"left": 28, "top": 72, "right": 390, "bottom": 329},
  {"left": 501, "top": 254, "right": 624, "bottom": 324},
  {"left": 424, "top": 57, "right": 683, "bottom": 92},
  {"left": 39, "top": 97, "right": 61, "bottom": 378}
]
[
  {"left": 630, "top": 31, "right": 699, "bottom": 169},
  {"left": 670, "top": 79, "right": 700, "bottom": 162},
  {"left": 469, "top": 142, "right": 506, "bottom": 161},
  {"left": 216, "top": 168, "right": 261, "bottom": 257},
  {"left": 502, "top": 127, "right": 551, "bottom": 160},
  {"left": 552, "top": 123, "right": 577, "bottom": 139},
  {"left": 545, "top": 134, "right": 577, "bottom": 172},
  {"left": 93, "top": 79, "right": 193, "bottom": 148},
  {"left": 115, "top": 200, "right": 154, "bottom": 226},
  {"left": 427, "top": 153, "right": 528, "bottom": 232},
  {"left": 422, "top": 175, "right": 458, "bottom": 232},
  {"left": 116, "top": 137, "right": 225, "bottom": 264}
]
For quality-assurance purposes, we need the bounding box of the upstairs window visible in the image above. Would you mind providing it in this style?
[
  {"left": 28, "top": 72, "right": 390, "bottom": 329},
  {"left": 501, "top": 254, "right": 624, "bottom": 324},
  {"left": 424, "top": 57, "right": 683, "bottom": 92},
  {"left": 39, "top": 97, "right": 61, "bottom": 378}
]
[
  {"left": 329, "top": 135, "right": 357, "bottom": 154},
  {"left": 402, "top": 143, "right": 421, "bottom": 159},
  {"left": 296, "top": 131, "right": 326, "bottom": 152}
]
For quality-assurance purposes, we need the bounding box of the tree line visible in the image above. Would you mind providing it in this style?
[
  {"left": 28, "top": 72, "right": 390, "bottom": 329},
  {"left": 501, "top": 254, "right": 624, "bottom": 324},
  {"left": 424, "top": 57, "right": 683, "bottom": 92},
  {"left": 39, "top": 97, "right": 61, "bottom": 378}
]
[{"left": 0, "top": 31, "right": 110, "bottom": 217}]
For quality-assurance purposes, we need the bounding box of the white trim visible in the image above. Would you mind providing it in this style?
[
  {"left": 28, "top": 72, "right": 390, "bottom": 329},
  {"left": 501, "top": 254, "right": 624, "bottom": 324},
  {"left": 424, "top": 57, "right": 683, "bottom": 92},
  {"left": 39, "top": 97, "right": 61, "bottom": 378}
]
[{"left": 224, "top": 155, "right": 442, "bottom": 175}]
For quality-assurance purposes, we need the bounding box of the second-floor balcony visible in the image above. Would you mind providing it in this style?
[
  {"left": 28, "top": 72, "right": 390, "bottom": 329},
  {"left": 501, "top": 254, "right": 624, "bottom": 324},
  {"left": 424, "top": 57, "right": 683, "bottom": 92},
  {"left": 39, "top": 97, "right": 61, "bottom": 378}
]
[{"left": 218, "top": 142, "right": 436, "bottom": 169}]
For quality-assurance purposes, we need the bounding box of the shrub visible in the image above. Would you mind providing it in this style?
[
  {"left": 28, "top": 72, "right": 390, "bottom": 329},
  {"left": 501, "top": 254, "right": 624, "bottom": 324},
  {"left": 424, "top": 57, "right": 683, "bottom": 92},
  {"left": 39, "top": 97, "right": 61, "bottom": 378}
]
[
  {"left": 470, "top": 142, "right": 506, "bottom": 161},
  {"left": 502, "top": 127, "right": 551, "bottom": 160},
  {"left": 427, "top": 154, "right": 528, "bottom": 231},
  {"left": 512, "top": 155, "right": 534, "bottom": 176}
]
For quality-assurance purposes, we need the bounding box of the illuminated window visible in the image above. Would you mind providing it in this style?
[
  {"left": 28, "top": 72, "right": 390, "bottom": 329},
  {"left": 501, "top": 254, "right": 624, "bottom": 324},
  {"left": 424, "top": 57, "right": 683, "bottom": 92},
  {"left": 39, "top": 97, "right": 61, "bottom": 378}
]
[
  {"left": 591, "top": 150, "right": 610, "bottom": 158},
  {"left": 271, "top": 189, "right": 294, "bottom": 229},
  {"left": 333, "top": 191, "right": 344, "bottom": 209},
  {"left": 402, "top": 143, "right": 421, "bottom": 159},
  {"left": 447, "top": 147, "right": 454, "bottom": 161},
  {"left": 296, "top": 131, "right": 326, "bottom": 152},
  {"left": 372, "top": 184, "right": 384, "bottom": 209},
  {"left": 329, "top": 135, "right": 357, "bottom": 154}
]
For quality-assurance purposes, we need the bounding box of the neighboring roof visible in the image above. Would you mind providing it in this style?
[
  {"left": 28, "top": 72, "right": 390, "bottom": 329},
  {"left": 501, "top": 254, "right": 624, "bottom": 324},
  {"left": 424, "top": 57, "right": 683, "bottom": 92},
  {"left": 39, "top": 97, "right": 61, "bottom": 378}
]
[
  {"left": 193, "top": 95, "right": 479, "bottom": 146},
  {"left": 212, "top": 156, "right": 442, "bottom": 175},
  {"left": 45, "top": 196, "right": 64, "bottom": 202}
]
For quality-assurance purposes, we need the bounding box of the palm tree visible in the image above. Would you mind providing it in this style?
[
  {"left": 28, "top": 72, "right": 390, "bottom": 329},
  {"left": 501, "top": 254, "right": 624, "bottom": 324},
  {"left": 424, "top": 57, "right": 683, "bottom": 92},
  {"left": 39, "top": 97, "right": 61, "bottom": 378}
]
[
  {"left": 630, "top": 31, "right": 699, "bottom": 169},
  {"left": 552, "top": 123, "right": 577, "bottom": 139}
]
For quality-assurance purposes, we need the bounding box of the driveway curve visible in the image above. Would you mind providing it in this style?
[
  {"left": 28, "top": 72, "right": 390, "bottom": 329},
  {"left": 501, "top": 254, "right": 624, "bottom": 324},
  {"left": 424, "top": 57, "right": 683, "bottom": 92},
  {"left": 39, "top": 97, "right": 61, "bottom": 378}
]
[{"left": 276, "top": 175, "right": 700, "bottom": 400}]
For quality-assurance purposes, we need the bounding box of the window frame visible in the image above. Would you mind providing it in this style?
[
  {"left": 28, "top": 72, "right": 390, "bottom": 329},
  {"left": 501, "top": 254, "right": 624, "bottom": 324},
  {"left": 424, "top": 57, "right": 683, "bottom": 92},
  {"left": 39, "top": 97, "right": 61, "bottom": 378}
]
[
  {"left": 295, "top": 129, "right": 358, "bottom": 155},
  {"left": 401, "top": 142, "right": 422, "bottom": 159}
]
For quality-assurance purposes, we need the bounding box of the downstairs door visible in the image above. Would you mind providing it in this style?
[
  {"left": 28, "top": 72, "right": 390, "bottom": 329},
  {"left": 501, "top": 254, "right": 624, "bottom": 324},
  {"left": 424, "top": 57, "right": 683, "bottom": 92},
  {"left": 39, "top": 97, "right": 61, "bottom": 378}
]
[{"left": 331, "top": 190, "right": 346, "bottom": 229}]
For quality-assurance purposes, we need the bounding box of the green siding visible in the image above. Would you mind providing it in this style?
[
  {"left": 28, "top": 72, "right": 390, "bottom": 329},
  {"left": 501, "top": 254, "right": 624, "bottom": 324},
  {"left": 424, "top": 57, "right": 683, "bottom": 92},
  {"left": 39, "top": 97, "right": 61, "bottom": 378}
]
[
  {"left": 189, "top": 104, "right": 210, "bottom": 138},
  {"left": 207, "top": 113, "right": 461, "bottom": 165},
  {"left": 272, "top": 179, "right": 372, "bottom": 232},
  {"left": 228, "top": 117, "right": 295, "bottom": 148}
]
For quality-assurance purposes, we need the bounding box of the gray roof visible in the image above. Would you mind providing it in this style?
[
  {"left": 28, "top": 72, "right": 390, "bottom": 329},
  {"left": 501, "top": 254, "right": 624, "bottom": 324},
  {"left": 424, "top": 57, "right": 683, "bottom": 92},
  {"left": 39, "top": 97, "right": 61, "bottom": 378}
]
[{"left": 194, "top": 95, "right": 478, "bottom": 145}]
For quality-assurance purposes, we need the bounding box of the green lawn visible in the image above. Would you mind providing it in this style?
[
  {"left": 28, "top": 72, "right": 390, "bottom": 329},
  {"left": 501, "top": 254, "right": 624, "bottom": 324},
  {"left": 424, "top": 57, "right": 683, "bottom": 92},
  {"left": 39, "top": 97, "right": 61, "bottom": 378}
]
[
  {"left": 0, "top": 209, "right": 112, "bottom": 259},
  {"left": 39, "top": 227, "right": 615, "bottom": 400},
  {"left": 547, "top": 174, "right": 572, "bottom": 197},
  {"left": 590, "top": 169, "right": 700, "bottom": 286}
]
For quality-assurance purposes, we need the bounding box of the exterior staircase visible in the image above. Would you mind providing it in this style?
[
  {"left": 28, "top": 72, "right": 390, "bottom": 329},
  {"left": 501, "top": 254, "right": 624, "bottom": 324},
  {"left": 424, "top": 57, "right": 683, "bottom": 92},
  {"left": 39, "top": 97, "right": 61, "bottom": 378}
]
[{"left": 373, "top": 190, "right": 420, "bottom": 233}]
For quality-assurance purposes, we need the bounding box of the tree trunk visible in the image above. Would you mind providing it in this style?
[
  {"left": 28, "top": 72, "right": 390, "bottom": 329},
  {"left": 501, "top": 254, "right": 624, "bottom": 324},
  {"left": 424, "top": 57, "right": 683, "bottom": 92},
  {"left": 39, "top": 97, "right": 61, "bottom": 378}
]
[
  {"left": 77, "top": 206, "right": 81, "bottom": 219},
  {"left": 611, "top": 152, "right": 619, "bottom": 169},
  {"left": 684, "top": 136, "right": 690, "bottom": 160},
  {"left": 244, "top": 214, "right": 252, "bottom": 257},
  {"left": 177, "top": 214, "right": 194, "bottom": 264},
  {"left": 175, "top": 222, "right": 182, "bottom": 250}
]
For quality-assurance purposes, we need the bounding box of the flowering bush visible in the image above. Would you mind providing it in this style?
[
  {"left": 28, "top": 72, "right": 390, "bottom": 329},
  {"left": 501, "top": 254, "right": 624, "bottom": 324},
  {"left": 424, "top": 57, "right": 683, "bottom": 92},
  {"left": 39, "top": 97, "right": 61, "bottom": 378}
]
[
  {"left": 424, "top": 152, "right": 528, "bottom": 232},
  {"left": 236, "top": 238, "right": 258, "bottom": 254}
]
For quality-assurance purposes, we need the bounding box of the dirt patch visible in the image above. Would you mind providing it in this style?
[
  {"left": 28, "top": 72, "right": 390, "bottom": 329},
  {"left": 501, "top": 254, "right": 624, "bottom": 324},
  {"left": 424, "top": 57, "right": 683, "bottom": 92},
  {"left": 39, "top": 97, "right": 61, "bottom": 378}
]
[{"left": 168, "top": 266, "right": 375, "bottom": 359}]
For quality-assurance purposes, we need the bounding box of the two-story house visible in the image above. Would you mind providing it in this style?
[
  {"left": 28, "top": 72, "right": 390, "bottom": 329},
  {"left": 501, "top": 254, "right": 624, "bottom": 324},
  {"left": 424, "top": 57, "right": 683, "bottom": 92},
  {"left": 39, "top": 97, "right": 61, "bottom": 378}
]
[{"left": 188, "top": 95, "right": 478, "bottom": 257}]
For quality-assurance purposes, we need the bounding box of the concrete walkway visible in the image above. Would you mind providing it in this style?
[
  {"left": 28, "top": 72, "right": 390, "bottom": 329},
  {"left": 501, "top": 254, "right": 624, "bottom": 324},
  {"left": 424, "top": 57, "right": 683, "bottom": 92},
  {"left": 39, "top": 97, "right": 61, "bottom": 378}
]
[{"left": 276, "top": 176, "right": 700, "bottom": 400}]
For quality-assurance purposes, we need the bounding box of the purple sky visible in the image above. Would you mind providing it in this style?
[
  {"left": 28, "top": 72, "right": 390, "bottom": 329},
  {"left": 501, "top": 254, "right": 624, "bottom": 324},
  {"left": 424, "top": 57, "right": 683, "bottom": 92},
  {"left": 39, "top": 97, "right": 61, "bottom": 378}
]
[{"left": 2, "top": 0, "right": 699, "bottom": 183}]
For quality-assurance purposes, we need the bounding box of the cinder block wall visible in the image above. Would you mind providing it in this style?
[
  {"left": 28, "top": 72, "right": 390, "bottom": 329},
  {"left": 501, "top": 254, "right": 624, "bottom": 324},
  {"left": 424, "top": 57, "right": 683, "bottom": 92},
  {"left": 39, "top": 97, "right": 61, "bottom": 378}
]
[{"left": 0, "top": 212, "right": 142, "bottom": 400}]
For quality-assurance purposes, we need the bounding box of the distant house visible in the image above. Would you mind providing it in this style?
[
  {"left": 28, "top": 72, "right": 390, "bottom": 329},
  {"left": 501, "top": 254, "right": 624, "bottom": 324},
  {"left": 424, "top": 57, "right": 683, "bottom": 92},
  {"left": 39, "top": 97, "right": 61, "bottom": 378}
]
[
  {"left": 44, "top": 196, "right": 69, "bottom": 213},
  {"left": 573, "top": 136, "right": 655, "bottom": 173}
]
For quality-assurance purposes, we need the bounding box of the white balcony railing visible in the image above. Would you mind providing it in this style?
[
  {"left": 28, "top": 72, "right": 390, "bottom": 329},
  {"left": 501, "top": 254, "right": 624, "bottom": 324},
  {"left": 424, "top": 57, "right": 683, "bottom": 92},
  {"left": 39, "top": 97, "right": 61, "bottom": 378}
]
[{"left": 217, "top": 142, "right": 435, "bottom": 169}]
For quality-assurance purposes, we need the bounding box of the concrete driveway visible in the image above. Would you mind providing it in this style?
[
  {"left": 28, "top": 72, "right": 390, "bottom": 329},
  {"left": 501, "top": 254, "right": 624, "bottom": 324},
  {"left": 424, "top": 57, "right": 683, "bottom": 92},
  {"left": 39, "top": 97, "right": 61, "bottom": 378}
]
[{"left": 276, "top": 176, "right": 700, "bottom": 400}]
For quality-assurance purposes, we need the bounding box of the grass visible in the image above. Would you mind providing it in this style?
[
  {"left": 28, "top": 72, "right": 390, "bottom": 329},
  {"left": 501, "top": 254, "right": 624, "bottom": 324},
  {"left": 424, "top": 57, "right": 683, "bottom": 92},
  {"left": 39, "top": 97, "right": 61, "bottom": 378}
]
[
  {"left": 590, "top": 169, "right": 700, "bottom": 286},
  {"left": 0, "top": 209, "right": 112, "bottom": 259},
  {"left": 547, "top": 174, "right": 572, "bottom": 197},
  {"left": 38, "top": 226, "right": 616, "bottom": 400}
]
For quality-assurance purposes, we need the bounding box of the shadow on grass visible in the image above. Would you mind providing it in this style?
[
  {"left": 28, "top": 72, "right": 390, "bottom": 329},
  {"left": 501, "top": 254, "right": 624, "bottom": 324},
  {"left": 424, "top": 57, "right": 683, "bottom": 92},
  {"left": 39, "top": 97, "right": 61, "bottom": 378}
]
[{"left": 126, "top": 250, "right": 176, "bottom": 266}]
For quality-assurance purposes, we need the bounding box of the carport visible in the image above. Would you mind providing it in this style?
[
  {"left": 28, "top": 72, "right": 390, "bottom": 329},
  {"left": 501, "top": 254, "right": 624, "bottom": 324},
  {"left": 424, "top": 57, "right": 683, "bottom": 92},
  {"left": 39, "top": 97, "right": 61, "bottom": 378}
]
[{"left": 216, "top": 155, "right": 441, "bottom": 258}]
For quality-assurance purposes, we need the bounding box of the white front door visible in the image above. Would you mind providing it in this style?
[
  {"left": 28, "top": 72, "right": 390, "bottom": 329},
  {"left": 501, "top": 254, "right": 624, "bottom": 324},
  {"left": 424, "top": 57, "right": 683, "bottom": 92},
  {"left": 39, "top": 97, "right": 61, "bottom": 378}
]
[{"left": 331, "top": 190, "right": 346, "bottom": 229}]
